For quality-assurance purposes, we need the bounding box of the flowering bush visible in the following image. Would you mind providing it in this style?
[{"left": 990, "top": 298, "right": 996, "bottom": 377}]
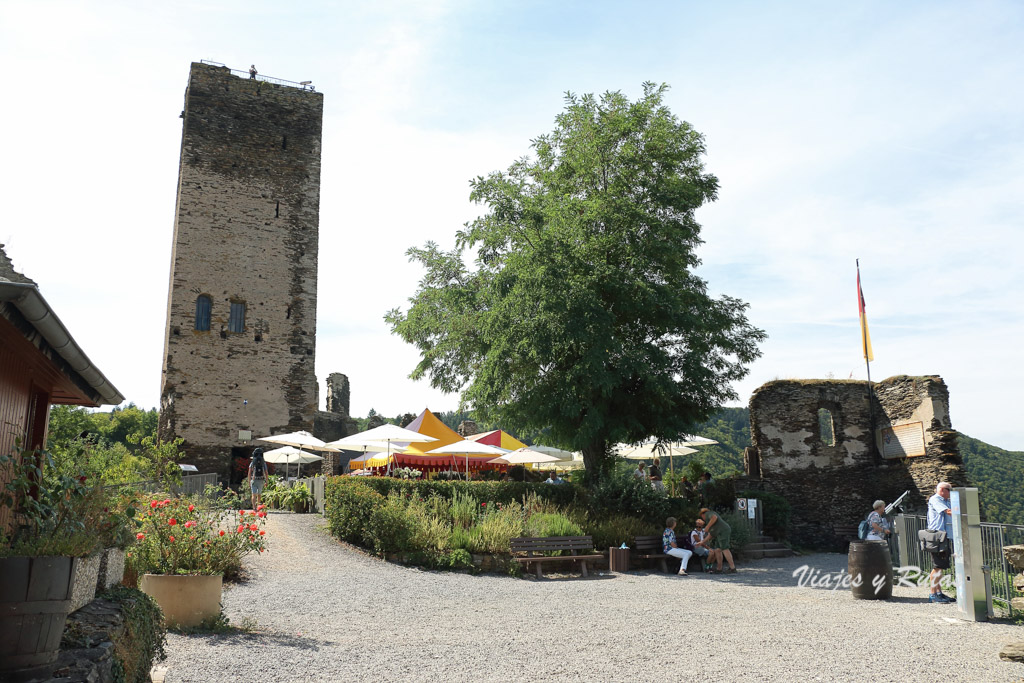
[
  {"left": 128, "top": 497, "right": 267, "bottom": 576},
  {"left": 1, "top": 445, "right": 100, "bottom": 557}
]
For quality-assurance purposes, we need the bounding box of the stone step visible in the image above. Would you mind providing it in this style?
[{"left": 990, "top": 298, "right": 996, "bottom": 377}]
[
  {"left": 744, "top": 542, "right": 791, "bottom": 552},
  {"left": 742, "top": 547, "right": 796, "bottom": 560}
]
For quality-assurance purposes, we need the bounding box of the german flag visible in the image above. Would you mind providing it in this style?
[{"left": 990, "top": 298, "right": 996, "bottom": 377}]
[{"left": 857, "top": 265, "right": 874, "bottom": 362}]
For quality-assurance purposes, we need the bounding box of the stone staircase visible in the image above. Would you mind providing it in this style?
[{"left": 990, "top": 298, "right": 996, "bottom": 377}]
[{"left": 741, "top": 535, "right": 795, "bottom": 560}]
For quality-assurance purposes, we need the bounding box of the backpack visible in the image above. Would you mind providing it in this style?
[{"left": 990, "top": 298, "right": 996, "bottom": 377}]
[
  {"left": 253, "top": 458, "right": 265, "bottom": 478},
  {"left": 857, "top": 518, "right": 871, "bottom": 540}
]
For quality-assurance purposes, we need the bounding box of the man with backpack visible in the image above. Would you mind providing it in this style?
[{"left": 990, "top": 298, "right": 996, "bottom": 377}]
[{"left": 248, "top": 447, "right": 268, "bottom": 510}]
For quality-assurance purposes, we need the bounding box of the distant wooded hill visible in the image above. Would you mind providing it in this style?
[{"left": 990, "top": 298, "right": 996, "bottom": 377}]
[{"left": 679, "top": 408, "right": 1024, "bottom": 526}]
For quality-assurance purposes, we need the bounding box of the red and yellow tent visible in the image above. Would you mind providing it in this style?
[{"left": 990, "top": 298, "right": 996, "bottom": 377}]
[
  {"left": 467, "top": 429, "right": 527, "bottom": 451},
  {"left": 353, "top": 409, "right": 510, "bottom": 473}
]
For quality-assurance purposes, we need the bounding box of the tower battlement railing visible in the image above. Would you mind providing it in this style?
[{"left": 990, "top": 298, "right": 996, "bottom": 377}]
[{"left": 199, "top": 59, "right": 317, "bottom": 91}]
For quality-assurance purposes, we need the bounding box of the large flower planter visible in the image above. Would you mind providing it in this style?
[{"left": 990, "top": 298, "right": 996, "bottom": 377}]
[
  {"left": 139, "top": 573, "right": 223, "bottom": 628},
  {"left": 0, "top": 555, "right": 80, "bottom": 681},
  {"left": 69, "top": 552, "right": 101, "bottom": 613}
]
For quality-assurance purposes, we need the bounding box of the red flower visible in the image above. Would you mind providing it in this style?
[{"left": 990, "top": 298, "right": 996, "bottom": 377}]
[
  {"left": 257, "top": 511, "right": 266, "bottom": 518},
  {"left": 79, "top": 475, "right": 87, "bottom": 483},
  {"left": 184, "top": 520, "right": 196, "bottom": 528},
  {"left": 188, "top": 504, "right": 195, "bottom": 512},
  {"left": 150, "top": 501, "right": 158, "bottom": 509},
  {"left": 163, "top": 499, "right": 171, "bottom": 505},
  {"left": 168, "top": 518, "right": 177, "bottom": 526},
  {"left": 169, "top": 536, "right": 175, "bottom": 542},
  {"left": 219, "top": 530, "right": 226, "bottom": 536},
  {"left": 239, "top": 510, "right": 246, "bottom": 516},
  {"left": 259, "top": 530, "right": 265, "bottom": 536},
  {"left": 237, "top": 525, "right": 245, "bottom": 533},
  {"left": 248, "top": 523, "right": 258, "bottom": 531},
  {"left": 136, "top": 532, "right": 145, "bottom": 540},
  {"left": 257, "top": 504, "right": 266, "bottom": 511},
  {"left": 481, "top": 503, "right": 487, "bottom": 508}
]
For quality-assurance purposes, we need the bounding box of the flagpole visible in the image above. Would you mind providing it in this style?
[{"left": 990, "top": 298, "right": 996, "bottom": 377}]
[{"left": 857, "top": 259, "right": 875, "bottom": 441}]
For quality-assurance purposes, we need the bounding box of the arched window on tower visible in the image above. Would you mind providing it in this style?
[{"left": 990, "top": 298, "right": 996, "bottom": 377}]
[{"left": 194, "top": 295, "right": 211, "bottom": 331}]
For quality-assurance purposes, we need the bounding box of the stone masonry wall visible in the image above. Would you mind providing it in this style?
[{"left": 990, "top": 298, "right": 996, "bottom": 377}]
[
  {"left": 748, "top": 375, "right": 966, "bottom": 549},
  {"left": 159, "top": 63, "right": 323, "bottom": 479}
]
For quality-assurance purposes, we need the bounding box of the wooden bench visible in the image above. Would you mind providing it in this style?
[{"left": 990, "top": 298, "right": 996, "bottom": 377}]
[
  {"left": 634, "top": 535, "right": 705, "bottom": 573},
  {"left": 634, "top": 535, "right": 670, "bottom": 573},
  {"left": 510, "top": 536, "right": 602, "bottom": 578}
]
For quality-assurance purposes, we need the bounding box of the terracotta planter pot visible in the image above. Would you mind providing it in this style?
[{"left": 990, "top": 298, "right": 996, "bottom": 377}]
[
  {"left": 139, "top": 574, "right": 223, "bottom": 628},
  {"left": 0, "top": 556, "right": 79, "bottom": 681}
]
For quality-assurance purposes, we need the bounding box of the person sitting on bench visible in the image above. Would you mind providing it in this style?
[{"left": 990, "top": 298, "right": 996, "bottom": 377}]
[
  {"left": 663, "top": 517, "right": 693, "bottom": 576},
  {"left": 690, "top": 517, "right": 712, "bottom": 568}
]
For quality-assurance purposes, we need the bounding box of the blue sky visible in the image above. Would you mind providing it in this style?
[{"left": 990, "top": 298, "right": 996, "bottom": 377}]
[{"left": 2, "top": 1, "right": 1022, "bottom": 449}]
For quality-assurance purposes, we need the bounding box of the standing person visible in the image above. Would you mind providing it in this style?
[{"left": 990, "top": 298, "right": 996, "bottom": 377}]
[
  {"left": 248, "top": 447, "right": 267, "bottom": 510},
  {"left": 690, "top": 517, "right": 712, "bottom": 568},
  {"left": 926, "top": 482, "right": 955, "bottom": 603},
  {"left": 649, "top": 458, "right": 665, "bottom": 492},
  {"left": 700, "top": 507, "right": 736, "bottom": 573},
  {"left": 663, "top": 517, "right": 693, "bottom": 576},
  {"left": 697, "top": 472, "right": 713, "bottom": 504},
  {"left": 249, "top": 64, "right": 258, "bottom": 79},
  {"left": 866, "top": 500, "right": 891, "bottom": 541},
  {"left": 633, "top": 462, "right": 647, "bottom": 481}
]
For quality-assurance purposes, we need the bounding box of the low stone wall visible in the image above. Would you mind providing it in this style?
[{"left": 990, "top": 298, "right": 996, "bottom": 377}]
[
  {"left": 1000, "top": 545, "right": 1024, "bottom": 664},
  {"left": 49, "top": 587, "right": 166, "bottom": 683}
]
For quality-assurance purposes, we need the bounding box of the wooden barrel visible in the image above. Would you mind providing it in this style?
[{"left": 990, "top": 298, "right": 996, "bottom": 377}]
[
  {"left": 848, "top": 540, "right": 893, "bottom": 600},
  {"left": 0, "top": 556, "right": 79, "bottom": 680}
]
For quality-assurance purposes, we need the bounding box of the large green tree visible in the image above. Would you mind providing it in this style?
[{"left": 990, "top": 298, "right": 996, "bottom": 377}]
[{"left": 387, "top": 84, "right": 765, "bottom": 476}]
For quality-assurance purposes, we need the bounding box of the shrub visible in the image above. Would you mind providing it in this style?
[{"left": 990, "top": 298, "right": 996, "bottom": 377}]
[
  {"left": 365, "top": 494, "right": 416, "bottom": 556},
  {"left": 588, "top": 466, "right": 669, "bottom": 522},
  {"left": 127, "top": 497, "right": 267, "bottom": 577},
  {"left": 447, "top": 548, "right": 472, "bottom": 569},
  {"left": 525, "top": 513, "right": 582, "bottom": 538},
  {"left": 325, "top": 478, "right": 385, "bottom": 545},
  {"left": 718, "top": 511, "right": 751, "bottom": 549},
  {"left": 586, "top": 516, "right": 659, "bottom": 549}
]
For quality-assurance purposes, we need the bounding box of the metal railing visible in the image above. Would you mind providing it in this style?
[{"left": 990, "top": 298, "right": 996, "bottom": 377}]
[
  {"left": 199, "top": 59, "right": 316, "bottom": 91},
  {"left": 103, "top": 472, "right": 219, "bottom": 497},
  {"left": 894, "top": 514, "right": 1024, "bottom": 617}
]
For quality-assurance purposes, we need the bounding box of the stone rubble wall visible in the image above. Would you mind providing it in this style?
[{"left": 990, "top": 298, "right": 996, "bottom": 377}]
[{"left": 748, "top": 375, "right": 967, "bottom": 549}]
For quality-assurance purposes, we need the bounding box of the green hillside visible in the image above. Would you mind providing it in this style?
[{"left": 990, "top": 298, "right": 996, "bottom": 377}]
[{"left": 958, "top": 434, "right": 1024, "bottom": 525}]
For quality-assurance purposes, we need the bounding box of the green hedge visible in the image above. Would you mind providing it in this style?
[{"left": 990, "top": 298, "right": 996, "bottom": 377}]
[{"left": 326, "top": 476, "right": 582, "bottom": 509}]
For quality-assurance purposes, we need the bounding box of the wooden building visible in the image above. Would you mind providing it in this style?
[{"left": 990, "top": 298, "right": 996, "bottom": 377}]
[{"left": 0, "top": 245, "right": 123, "bottom": 531}]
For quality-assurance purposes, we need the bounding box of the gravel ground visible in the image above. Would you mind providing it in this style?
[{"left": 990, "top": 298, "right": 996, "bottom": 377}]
[{"left": 160, "top": 512, "right": 1024, "bottom": 683}]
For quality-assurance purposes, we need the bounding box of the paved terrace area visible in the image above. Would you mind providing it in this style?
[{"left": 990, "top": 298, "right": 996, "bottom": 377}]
[{"left": 159, "top": 513, "right": 1024, "bottom": 682}]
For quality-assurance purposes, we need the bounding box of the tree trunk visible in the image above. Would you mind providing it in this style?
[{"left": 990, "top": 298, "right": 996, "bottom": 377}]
[{"left": 581, "top": 441, "right": 608, "bottom": 482}]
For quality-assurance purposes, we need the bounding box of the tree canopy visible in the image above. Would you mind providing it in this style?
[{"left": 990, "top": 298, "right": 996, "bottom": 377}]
[{"left": 386, "top": 84, "right": 766, "bottom": 476}]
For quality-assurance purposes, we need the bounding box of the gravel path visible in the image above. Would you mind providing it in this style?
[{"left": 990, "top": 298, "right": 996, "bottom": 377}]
[{"left": 161, "top": 512, "right": 1023, "bottom": 682}]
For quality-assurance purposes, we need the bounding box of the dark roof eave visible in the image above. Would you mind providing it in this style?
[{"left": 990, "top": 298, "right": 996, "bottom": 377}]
[{"left": 0, "top": 282, "right": 125, "bottom": 406}]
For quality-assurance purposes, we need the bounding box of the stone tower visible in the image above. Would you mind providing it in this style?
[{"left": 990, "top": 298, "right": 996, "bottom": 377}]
[{"left": 159, "top": 62, "right": 323, "bottom": 479}]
